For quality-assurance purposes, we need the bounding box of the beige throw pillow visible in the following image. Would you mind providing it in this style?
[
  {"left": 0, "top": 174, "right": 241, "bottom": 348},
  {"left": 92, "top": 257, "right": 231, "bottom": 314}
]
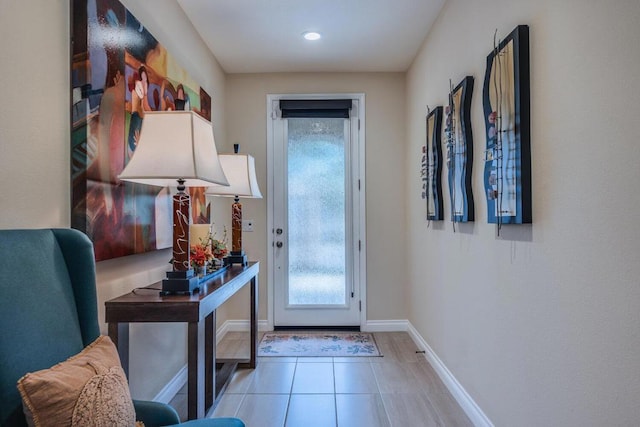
[{"left": 17, "top": 335, "right": 136, "bottom": 427}]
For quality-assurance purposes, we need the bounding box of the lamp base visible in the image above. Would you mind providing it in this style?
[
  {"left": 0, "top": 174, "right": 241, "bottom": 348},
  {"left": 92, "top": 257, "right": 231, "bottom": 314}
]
[
  {"left": 161, "top": 269, "right": 200, "bottom": 295},
  {"left": 225, "top": 251, "right": 248, "bottom": 267}
]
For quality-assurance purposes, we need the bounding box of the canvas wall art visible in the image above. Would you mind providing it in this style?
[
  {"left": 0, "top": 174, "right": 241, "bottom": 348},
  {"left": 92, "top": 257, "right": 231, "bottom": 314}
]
[
  {"left": 71, "top": 0, "right": 212, "bottom": 261},
  {"left": 482, "top": 25, "right": 531, "bottom": 227}
]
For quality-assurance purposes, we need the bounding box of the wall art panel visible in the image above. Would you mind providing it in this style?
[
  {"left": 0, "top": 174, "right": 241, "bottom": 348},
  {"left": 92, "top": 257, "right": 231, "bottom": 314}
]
[
  {"left": 426, "top": 106, "right": 444, "bottom": 221},
  {"left": 483, "top": 25, "right": 531, "bottom": 227},
  {"left": 445, "top": 76, "right": 474, "bottom": 223}
]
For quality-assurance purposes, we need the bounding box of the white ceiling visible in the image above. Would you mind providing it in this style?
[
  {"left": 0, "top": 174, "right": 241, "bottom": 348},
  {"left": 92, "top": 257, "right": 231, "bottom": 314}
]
[{"left": 177, "top": 0, "right": 445, "bottom": 73}]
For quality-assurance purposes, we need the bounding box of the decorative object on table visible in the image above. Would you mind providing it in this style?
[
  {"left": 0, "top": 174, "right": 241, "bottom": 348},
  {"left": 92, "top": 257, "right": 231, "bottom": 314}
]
[
  {"left": 426, "top": 106, "right": 444, "bottom": 222},
  {"left": 70, "top": 0, "right": 214, "bottom": 262},
  {"left": 206, "top": 144, "right": 262, "bottom": 266},
  {"left": 258, "top": 332, "right": 382, "bottom": 357},
  {"left": 118, "top": 111, "right": 229, "bottom": 294},
  {"left": 190, "top": 238, "right": 213, "bottom": 278},
  {"left": 187, "top": 224, "right": 228, "bottom": 280},
  {"left": 445, "top": 76, "right": 475, "bottom": 228},
  {"left": 209, "top": 226, "right": 229, "bottom": 268},
  {"left": 483, "top": 25, "right": 531, "bottom": 232}
]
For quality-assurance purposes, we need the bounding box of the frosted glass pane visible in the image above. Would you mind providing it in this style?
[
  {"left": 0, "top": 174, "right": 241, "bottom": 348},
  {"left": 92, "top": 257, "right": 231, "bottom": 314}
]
[{"left": 288, "top": 118, "right": 346, "bottom": 305}]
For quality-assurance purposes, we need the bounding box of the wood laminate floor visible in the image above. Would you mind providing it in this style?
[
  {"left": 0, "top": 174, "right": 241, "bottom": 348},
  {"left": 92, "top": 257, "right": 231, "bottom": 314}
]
[{"left": 169, "top": 332, "right": 473, "bottom": 427}]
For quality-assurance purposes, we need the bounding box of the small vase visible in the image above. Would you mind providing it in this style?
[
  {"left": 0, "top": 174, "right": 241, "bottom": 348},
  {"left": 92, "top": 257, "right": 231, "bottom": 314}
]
[{"left": 195, "top": 265, "right": 207, "bottom": 278}]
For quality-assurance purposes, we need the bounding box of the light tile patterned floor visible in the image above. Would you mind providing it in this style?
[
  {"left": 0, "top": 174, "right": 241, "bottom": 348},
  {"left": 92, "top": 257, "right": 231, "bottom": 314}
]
[{"left": 169, "top": 332, "right": 472, "bottom": 427}]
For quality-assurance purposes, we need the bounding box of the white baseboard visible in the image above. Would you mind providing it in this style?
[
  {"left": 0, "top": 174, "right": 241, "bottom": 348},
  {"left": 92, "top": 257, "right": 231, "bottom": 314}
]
[
  {"left": 362, "top": 319, "right": 409, "bottom": 332},
  {"left": 407, "top": 322, "right": 493, "bottom": 427},
  {"left": 153, "top": 364, "right": 187, "bottom": 404}
]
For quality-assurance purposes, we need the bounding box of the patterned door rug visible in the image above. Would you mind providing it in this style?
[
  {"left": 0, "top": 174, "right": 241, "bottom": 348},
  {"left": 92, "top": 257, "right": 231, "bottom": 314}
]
[{"left": 258, "top": 332, "right": 382, "bottom": 357}]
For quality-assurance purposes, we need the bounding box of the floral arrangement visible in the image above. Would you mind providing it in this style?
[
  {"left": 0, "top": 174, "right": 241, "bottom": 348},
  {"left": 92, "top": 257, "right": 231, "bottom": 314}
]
[
  {"left": 209, "top": 226, "right": 228, "bottom": 260},
  {"left": 190, "top": 238, "right": 213, "bottom": 268},
  {"left": 190, "top": 226, "right": 228, "bottom": 271}
]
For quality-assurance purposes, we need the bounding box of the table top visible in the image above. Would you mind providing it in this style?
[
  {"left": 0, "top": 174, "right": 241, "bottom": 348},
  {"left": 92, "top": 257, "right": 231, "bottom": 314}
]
[{"left": 105, "top": 262, "right": 259, "bottom": 323}]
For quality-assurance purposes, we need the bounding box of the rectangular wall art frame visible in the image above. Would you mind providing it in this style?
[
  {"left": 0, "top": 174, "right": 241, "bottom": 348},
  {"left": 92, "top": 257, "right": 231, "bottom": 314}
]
[
  {"left": 426, "top": 106, "right": 444, "bottom": 221},
  {"left": 482, "top": 24, "right": 531, "bottom": 226},
  {"left": 71, "top": 0, "right": 212, "bottom": 261},
  {"left": 445, "top": 76, "right": 475, "bottom": 223}
]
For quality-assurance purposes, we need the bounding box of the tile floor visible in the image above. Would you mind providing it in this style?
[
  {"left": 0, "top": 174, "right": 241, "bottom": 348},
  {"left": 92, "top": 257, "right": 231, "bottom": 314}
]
[{"left": 169, "top": 332, "right": 472, "bottom": 427}]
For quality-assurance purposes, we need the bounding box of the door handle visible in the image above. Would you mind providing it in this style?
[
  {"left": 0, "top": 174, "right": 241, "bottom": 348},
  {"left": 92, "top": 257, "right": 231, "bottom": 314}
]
[{"left": 276, "top": 241, "right": 283, "bottom": 248}]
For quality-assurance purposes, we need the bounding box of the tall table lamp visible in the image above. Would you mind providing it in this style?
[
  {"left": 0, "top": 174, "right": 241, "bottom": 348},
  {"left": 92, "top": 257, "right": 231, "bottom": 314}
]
[
  {"left": 206, "top": 144, "right": 262, "bottom": 266},
  {"left": 118, "top": 111, "right": 229, "bottom": 294}
]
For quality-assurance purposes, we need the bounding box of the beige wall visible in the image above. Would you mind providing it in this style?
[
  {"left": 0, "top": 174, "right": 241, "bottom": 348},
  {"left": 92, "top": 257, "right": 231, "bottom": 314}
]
[
  {"left": 0, "top": 0, "right": 227, "bottom": 400},
  {"left": 224, "top": 73, "right": 407, "bottom": 322},
  {"left": 406, "top": 0, "right": 640, "bottom": 425}
]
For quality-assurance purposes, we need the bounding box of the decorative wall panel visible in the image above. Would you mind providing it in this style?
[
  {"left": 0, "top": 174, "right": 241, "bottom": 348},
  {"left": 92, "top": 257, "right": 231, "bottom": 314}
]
[
  {"left": 426, "top": 107, "right": 444, "bottom": 221},
  {"left": 483, "top": 25, "right": 531, "bottom": 226},
  {"left": 445, "top": 76, "right": 474, "bottom": 223}
]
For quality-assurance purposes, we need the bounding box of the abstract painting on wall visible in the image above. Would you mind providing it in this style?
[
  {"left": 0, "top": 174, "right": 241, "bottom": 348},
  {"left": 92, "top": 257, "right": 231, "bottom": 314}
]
[
  {"left": 482, "top": 25, "right": 531, "bottom": 227},
  {"left": 71, "top": 0, "right": 212, "bottom": 261},
  {"left": 445, "top": 76, "right": 474, "bottom": 223},
  {"left": 426, "top": 106, "right": 444, "bottom": 221}
]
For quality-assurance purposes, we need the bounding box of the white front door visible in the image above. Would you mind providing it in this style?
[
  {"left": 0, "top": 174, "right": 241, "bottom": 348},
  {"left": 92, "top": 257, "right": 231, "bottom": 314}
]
[{"left": 268, "top": 95, "right": 365, "bottom": 327}]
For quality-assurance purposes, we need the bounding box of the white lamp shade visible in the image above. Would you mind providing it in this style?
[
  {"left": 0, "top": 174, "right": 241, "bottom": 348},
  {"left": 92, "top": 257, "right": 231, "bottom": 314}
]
[
  {"left": 118, "top": 111, "right": 229, "bottom": 188},
  {"left": 206, "top": 154, "right": 262, "bottom": 198}
]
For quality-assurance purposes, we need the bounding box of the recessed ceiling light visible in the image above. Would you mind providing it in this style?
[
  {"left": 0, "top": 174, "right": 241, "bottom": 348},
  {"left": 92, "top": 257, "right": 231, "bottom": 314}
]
[{"left": 303, "top": 31, "right": 321, "bottom": 41}]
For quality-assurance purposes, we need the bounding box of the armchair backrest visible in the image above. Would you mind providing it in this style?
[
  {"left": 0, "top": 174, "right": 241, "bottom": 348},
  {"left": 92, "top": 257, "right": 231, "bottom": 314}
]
[{"left": 0, "top": 228, "right": 100, "bottom": 426}]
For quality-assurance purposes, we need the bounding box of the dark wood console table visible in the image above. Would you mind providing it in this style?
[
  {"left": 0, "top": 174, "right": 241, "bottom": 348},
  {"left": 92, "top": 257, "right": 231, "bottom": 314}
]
[{"left": 106, "top": 262, "right": 259, "bottom": 420}]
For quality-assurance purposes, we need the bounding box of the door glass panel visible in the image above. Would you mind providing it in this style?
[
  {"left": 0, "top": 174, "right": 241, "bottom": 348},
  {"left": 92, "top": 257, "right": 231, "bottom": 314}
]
[{"left": 287, "top": 118, "right": 346, "bottom": 305}]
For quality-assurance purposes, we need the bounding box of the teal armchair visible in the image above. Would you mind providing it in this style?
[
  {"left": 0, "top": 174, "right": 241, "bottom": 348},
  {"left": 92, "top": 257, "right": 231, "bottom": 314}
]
[{"left": 0, "top": 229, "right": 243, "bottom": 427}]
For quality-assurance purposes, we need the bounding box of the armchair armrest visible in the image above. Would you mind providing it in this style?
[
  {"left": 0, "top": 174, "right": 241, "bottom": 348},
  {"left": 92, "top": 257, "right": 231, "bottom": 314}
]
[
  {"left": 168, "top": 419, "right": 246, "bottom": 427},
  {"left": 133, "top": 399, "right": 180, "bottom": 426}
]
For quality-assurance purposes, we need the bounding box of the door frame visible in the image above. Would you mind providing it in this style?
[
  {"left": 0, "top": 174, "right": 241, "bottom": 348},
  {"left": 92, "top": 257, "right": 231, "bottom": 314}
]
[{"left": 266, "top": 93, "right": 367, "bottom": 329}]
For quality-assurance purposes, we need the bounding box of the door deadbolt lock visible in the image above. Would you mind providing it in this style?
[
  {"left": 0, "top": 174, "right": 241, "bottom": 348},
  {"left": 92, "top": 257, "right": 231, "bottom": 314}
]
[
  {"left": 276, "top": 228, "right": 283, "bottom": 235},
  {"left": 276, "top": 241, "right": 283, "bottom": 248}
]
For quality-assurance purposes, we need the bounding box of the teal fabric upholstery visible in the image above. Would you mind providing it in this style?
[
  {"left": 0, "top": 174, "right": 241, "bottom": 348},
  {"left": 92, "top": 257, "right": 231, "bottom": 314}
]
[
  {"left": 132, "top": 400, "right": 181, "bottom": 426},
  {"left": 170, "top": 419, "right": 246, "bottom": 427},
  {"left": 0, "top": 229, "right": 244, "bottom": 427}
]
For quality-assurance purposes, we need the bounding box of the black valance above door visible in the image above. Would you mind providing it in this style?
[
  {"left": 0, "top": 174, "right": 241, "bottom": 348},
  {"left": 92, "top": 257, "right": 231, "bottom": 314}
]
[{"left": 279, "top": 99, "right": 352, "bottom": 118}]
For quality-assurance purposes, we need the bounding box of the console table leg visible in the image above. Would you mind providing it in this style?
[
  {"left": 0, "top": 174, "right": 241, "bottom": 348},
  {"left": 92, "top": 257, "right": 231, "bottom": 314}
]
[
  {"left": 108, "top": 322, "right": 129, "bottom": 377},
  {"left": 250, "top": 276, "right": 258, "bottom": 368},
  {"left": 188, "top": 320, "right": 206, "bottom": 420},
  {"left": 205, "top": 310, "right": 216, "bottom": 410}
]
